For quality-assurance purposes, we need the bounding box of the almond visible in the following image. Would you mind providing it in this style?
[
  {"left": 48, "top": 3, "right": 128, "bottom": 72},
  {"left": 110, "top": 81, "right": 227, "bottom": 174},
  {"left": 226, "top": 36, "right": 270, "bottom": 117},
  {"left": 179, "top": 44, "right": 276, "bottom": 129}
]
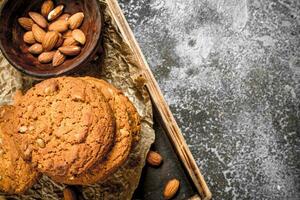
[
  {"left": 57, "top": 13, "right": 71, "bottom": 21},
  {"left": 28, "top": 43, "right": 43, "bottom": 55},
  {"left": 49, "top": 20, "right": 69, "bottom": 33},
  {"left": 163, "top": 179, "right": 180, "bottom": 200},
  {"left": 72, "top": 29, "right": 86, "bottom": 45},
  {"left": 42, "top": 31, "right": 59, "bottom": 51},
  {"left": 63, "top": 30, "right": 72, "bottom": 38},
  {"left": 23, "top": 31, "right": 36, "bottom": 44},
  {"left": 41, "top": 0, "right": 54, "bottom": 17},
  {"left": 55, "top": 33, "right": 64, "bottom": 48},
  {"left": 53, "top": 50, "right": 65, "bottom": 66},
  {"left": 32, "top": 24, "right": 46, "bottom": 43},
  {"left": 38, "top": 51, "right": 55, "bottom": 63},
  {"left": 18, "top": 17, "right": 34, "bottom": 30},
  {"left": 63, "top": 187, "right": 76, "bottom": 200},
  {"left": 62, "top": 37, "right": 79, "bottom": 47},
  {"left": 58, "top": 46, "right": 81, "bottom": 56},
  {"left": 68, "top": 12, "right": 84, "bottom": 30},
  {"left": 48, "top": 5, "right": 64, "bottom": 21},
  {"left": 29, "top": 12, "right": 48, "bottom": 29},
  {"left": 146, "top": 151, "right": 163, "bottom": 166}
]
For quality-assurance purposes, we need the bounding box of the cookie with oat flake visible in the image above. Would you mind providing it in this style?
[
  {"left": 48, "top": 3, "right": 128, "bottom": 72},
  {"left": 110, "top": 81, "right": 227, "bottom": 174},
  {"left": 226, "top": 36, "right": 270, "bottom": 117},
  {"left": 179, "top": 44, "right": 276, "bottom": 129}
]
[{"left": 13, "top": 77, "right": 115, "bottom": 181}]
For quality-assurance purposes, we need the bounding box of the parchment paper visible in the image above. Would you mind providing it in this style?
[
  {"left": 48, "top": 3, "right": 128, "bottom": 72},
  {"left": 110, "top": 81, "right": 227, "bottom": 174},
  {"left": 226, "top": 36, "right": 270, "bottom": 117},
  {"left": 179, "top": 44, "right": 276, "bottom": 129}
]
[{"left": 0, "top": 0, "right": 155, "bottom": 199}]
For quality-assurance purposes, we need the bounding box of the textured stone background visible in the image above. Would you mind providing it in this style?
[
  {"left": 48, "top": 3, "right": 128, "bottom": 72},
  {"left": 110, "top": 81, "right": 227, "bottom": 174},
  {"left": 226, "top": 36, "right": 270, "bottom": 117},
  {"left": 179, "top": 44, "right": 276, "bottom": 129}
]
[{"left": 118, "top": 0, "right": 300, "bottom": 199}]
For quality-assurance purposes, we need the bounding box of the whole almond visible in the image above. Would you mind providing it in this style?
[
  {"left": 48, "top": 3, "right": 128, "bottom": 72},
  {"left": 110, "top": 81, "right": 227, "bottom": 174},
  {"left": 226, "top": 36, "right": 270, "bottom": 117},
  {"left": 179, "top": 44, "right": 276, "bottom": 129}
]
[
  {"left": 63, "top": 187, "right": 76, "bottom": 200},
  {"left": 57, "top": 13, "right": 71, "bottom": 21},
  {"left": 41, "top": 0, "right": 54, "bottom": 17},
  {"left": 28, "top": 43, "right": 43, "bottom": 55},
  {"left": 48, "top": 5, "right": 64, "bottom": 21},
  {"left": 29, "top": 12, "right": 48, "bottom": 29},
  {"left": 147, "top": 151, "right": 163, "bottom": 166},
  {"left": 163, "top": 179, "right": 180, "bottom": 200},
  {"left": 38, "top": 51, "right": 55, "bottom": 63},
  {"left": 62, "top": 37, "right": 79, "bottom": 47},
  {"left": 68, "top": 12, "right": 84, "bottom": 30},
  {"left": 49, "top": 20, "right": 69, "bottom": 33},
  {"left": 55, "top": 33, "right": 64, "bottom": 48},
  {"left": 23, "top": 31, "right": 36, "bottom": 44},
  {"left": 32, "top": 24, "right": 46, "bottom": 43},
  {"left": 63, "top": 30, "right": 72, "bottom": 38},
  {"left": 53, "top": 50, "right": 66, "bottom": 66},
  {"left": 59, "top": 46, "right": 81, "bottom": 56},
  {"left": 18, "top": 17, "right": 34, "bottom": 31},
  {"left": 72, "top": 29, "right": 86, "bottom": 45},
  {"left": 42, "top": 31, "right": 59, "bottom": 51}
]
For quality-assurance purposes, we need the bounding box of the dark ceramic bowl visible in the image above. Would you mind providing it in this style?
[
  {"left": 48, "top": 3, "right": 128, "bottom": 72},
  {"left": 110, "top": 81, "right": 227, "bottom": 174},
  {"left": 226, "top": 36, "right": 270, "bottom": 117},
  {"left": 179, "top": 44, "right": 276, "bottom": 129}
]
[{"left": 0, "top": 0, "right": 101, "bottom": 78}]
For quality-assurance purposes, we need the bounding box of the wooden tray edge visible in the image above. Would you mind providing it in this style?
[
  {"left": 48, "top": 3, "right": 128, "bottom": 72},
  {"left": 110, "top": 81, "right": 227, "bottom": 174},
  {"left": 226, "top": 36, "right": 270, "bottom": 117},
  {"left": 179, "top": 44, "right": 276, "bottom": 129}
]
[{"left": 106, "top": 1, "right": 212, "bottom": 199}]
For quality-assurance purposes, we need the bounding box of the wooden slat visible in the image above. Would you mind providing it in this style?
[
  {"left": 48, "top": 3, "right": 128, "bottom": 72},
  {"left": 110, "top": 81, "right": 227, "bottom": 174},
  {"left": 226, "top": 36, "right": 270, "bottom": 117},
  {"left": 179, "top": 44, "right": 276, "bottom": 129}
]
[{"left": 106, "top": 1, "right": 212, "bottom": 200}]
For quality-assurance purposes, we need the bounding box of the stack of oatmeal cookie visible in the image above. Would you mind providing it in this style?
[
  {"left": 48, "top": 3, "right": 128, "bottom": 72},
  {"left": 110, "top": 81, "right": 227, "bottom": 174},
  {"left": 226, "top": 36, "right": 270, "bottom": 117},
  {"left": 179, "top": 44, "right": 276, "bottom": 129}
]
[{"left": 0, "top": 76, "right": 141, "bottom": 194}]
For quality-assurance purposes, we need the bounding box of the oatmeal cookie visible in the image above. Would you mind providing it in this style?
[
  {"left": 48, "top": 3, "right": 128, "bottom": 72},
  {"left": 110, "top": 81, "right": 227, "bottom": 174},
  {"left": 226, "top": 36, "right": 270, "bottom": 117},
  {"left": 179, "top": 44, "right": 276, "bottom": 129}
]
[
  {"left": 53, "top": 77, "right": 133, "bottom": 184},
  {"left": 13, "top": 77, "right": 115, "bottom": 180}
]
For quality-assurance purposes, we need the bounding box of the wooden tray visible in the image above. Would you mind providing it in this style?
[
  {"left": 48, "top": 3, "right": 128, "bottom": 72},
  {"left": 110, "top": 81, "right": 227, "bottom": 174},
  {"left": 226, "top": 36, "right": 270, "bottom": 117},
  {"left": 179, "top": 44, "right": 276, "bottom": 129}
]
[{"left": 106, "top": 1, "right": 212, "bottom": 200}]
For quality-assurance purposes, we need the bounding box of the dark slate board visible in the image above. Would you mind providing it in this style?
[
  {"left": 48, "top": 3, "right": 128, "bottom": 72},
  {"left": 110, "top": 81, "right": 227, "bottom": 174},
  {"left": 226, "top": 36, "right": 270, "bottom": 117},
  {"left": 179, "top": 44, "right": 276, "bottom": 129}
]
[{"left": 132, "top": 107, "right": 199, "bottom": 200}]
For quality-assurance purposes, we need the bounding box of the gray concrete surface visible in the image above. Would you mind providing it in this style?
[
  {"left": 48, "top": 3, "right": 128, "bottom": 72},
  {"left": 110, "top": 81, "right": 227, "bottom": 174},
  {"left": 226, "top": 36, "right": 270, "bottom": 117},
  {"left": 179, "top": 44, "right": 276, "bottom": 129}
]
[{"left": 118, "top": 0, "right": 300, "bottom": 199}]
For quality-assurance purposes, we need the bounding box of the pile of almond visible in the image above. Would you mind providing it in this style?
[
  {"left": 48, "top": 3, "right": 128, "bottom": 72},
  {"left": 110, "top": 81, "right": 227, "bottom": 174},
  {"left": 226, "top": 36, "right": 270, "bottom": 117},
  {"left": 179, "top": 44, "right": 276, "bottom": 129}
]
[{"left": 18, "top": 0, "right": 86, "bottom": 67}]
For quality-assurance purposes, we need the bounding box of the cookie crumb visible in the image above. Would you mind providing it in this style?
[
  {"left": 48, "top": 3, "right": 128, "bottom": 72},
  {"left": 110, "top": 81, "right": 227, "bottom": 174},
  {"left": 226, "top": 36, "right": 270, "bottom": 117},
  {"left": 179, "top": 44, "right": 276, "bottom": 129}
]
[
  {"left": 19, "top": 126, "right": 28, "bottom": 133},
  {"left": 36, "top": 139, "right": 45, "bottom": 148}
]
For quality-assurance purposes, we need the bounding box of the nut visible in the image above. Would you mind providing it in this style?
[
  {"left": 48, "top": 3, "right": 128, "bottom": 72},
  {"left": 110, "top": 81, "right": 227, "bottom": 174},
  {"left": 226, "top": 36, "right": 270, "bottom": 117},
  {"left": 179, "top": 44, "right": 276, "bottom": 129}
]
[
  {"left": 28, "top": 43, "right": 43, "bottom": 55},
  {"left": 36, "top": 138, "right": 45, "bottom": 148},
  {"left": 29, "top": 12, "right": 48, "bottom": 29},
  {"left": 49, "top": 20, "right": 69, "bottom": 33},
  {"left": 41, "top": 0, "right": 54, "bottom": 17},
  {"left": 23, "top": 31, "right": 36, "bottom": 44},
  {"left": 147, "top": 151, "right": 163, "bottom": 166},
  {"left": 163, "top": 179, "right": 180, "bottom": 200},
  {"left": 48, "top": 5, "right": 64, "bottom": 21},
  {"left": 57, "top": 13, "right": 71, "bottom": 21},
  {"left": 53, "top": 50, "right": 66, "bottom": 67},
  {"left": 24, "top": 147, "right": 32, "bottom": 160},
  {"left": 32, "top": 24, "right": 46, "bottom": 43},
  {"left": 59, "top": 46, "right": 81, "bottom": 56},
  {"left": 55, "top": 33, "right": 64, "bottom": 48},
  {"left": 38, "top": 51, "right": 55, "bottom": 63},
  {"left": 62, "top": 37, "right": 79, "bottom": 47},
  {"left": 42, "top": 31, "right": 59, "bottom": 51},
  {"left": 63, "top": 30, "right": 72, "bottom": 38},
  {"left": 63, "top": 187, "right": 77, "bottom": 200},
  {"left": 72, "top": 29, "right": 86, "bottom": 45},
  {"left": 19, "top": 126, "right": 28, "bottom": 133},
  {"left": 44, "top": 81, "right": 59, "bottom": 95},
  {"left": 68, "top": 12, "right": 84, "bottom": 30},
  {"left": 18, "top": 17, "right": 34, "bottom": 30}
]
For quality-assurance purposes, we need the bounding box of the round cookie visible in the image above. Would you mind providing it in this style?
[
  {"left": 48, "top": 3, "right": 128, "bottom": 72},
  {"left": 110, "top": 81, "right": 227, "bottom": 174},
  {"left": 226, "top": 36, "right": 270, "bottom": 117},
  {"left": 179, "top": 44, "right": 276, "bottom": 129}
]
[
  {"left": 84, "top": 77, "right": 141, "bottom": 145},
  {"left": 13, "top": 77, "right": 115, "bottom": 180},
  {"left": 52, "top": 77, "right": 133, "bottom": 185},
  {"left": 0, "top": 105, "right": 40, "bottom": 194}
]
